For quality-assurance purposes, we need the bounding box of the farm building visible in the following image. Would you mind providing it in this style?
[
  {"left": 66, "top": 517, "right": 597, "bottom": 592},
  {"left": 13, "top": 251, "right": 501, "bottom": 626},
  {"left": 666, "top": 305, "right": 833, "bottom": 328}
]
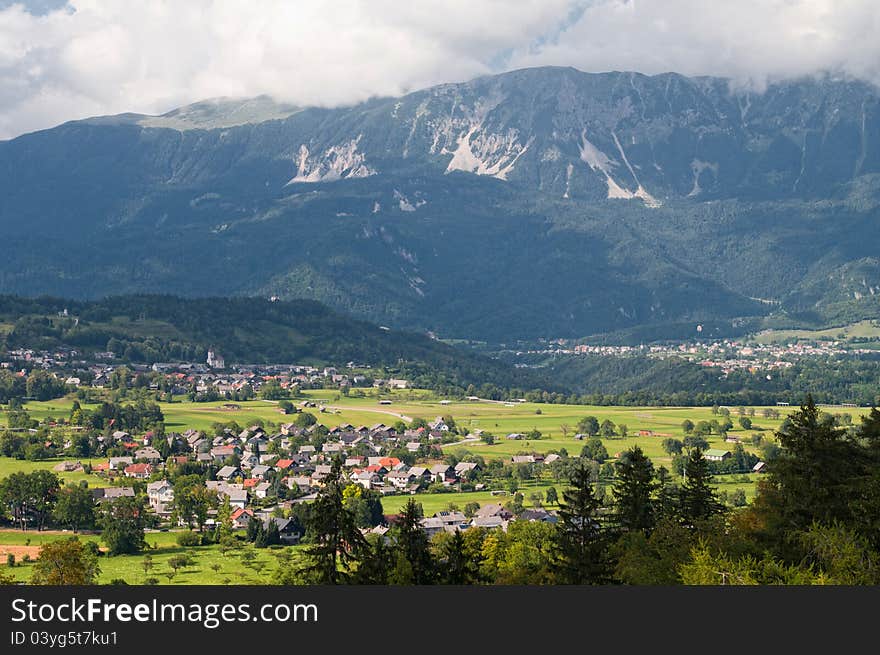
[{"left": 704, "top": 449, "right": 732, "bottom": 462}]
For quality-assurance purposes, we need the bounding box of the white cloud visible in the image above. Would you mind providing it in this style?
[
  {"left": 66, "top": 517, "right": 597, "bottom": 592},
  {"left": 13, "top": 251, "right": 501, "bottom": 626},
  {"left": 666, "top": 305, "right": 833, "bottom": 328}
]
[{"left": 1, "top": 0, "right": 879, "bottom": 139}]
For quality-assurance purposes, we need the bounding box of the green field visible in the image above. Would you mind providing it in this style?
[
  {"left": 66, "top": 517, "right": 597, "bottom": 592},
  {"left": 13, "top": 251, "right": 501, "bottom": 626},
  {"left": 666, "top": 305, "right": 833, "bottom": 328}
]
[
  {"left": 2, "top": 388, "right": 857, "bottom": 564},
  {"left": 8, "top": 391, "right": 810, "bottom": 476},
  {"left": 0, "top": 457, "right": 111, "bottom": 488},
  {"left": 753, "top": 319, "right": 880, "bottom": 344},
  {"left": 0, "top": 529, "right": 300, "bottom": 585}
]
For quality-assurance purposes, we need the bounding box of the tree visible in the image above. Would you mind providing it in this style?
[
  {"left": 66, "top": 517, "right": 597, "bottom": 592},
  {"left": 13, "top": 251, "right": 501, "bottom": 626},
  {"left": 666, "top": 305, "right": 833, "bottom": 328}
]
[
  {"left": 30, "top": 537, "right": 100, "bottom": 585},
  {"left": 98, "top": 496, "right": 148, "bottom": 555},
  {"left": 577, "top": 416, "right": 600, "bottom": 437},
  {"left": 612, "top": 446, "right": 658, "bottom": 534},
  {"left": 389, "top": 498, "right": 435, "bottom": 585},
  {"left": 738, "top": 417, "right": 753, "bottom": 431},
  {"left": 661, "top": 438, "right": 683, "bottom": 455},
  {"left": 437, "top": 530, "right": 482, "bottom": 584},
  {"left": 599, "top": 419, "right": 616, "bottom": 437},
  {"left": 681, "top": 419, "right": 695, "bottom": 434},
  {"left": 0, "top": 470, "right": 60, "bottom": 531},
  {"left": 580, "top": 438, "right": 608, "bottom": 463},
  {"left": 550, "top": 460, "right": 609, "bottom": 584},
  {"left": 168, "top": 554, "right": 194, "bottom": 574},
  {"left": 296, "top": 460, "right": 367, "bottom": 584},
  {"left": 678, "top": 449, "right": 724, "bottom": 527},
  {"left": 173, "top": 476, "right": 217, "bottom": 532},
  {"left": 53, "top": 484, "right": 96, "bottom": 533},
  {"left": 545, "top": 487, "right": 558, "bottom": 505},
  {"left": 351, "top": 534, "right": 391, "bottom": 585},
  {"left": 770, "top": 396, "right": 862, "bottom": 530},
  {"left": 215, "top": 494, "right": 234, "bottom": 542},
  {"left": 618, "top": 424, "right": 628, "bottom": 438},
  {"left": 463, "top": 502, "right": 481, "bottom": 518}
]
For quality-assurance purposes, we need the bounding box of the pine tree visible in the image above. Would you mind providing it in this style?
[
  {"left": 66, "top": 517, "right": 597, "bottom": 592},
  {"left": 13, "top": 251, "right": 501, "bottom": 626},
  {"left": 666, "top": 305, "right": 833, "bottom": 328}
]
[
  {"left": 770, "top": 395, "right": 864, "bottom": 530},
  {"left": 439, "top": 530, "right": 482, "bottom": 584},
  {"left": 550, "top": 460, "right": 610, "bottom": 584},
  {"left": 611, "top": 446, "right": 658, "bottom": 534},
  {"left": 389, "top": 498, "right": 435, "bottom": 584},
  {"left": 678, "top": 448, "right": 724, "bottom": 526},
  {"left": 352, "top": 534, "right": 390, "bottom": 584},
  {"left": 296, "top": 459, "right": 367, "bottom": 584}
]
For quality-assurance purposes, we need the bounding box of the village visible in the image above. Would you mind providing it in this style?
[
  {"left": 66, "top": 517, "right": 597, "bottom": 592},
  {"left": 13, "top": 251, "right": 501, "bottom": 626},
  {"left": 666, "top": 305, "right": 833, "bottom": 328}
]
[
  {"left": 517, "top": 336, "right": 880, "bottom": 375},
  {"left": 46, "top": 410, "right": 564, "bottom": 544}
]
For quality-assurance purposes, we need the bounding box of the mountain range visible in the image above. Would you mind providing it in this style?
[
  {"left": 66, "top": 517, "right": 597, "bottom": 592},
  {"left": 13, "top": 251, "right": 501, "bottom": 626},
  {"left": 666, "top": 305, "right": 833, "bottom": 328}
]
[{"left": 2, "top": 66, "right": 879, "bottom": 342}]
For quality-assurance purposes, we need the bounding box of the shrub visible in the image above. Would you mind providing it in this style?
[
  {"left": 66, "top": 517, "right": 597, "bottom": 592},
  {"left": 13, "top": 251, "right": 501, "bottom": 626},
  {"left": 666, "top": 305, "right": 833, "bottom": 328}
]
[{"left": 176, "top": 531, "right": 202, "bottom": 547}]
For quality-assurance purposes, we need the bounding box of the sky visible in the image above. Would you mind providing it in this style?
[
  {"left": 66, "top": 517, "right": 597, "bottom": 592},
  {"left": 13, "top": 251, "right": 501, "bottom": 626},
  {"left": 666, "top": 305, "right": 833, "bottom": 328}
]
[{"left": 1, "top": 0, "right": 879, "bottom": 139}]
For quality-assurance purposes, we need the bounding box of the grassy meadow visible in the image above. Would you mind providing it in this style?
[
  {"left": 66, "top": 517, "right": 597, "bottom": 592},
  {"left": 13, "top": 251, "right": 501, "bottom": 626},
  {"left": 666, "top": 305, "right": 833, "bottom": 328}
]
[{"left": 0, "top": 528, "right": 300, "bottom": 585}]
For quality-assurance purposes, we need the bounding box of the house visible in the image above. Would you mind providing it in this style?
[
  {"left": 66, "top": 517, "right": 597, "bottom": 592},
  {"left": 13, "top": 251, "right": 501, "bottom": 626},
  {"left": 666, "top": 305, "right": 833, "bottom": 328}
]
[
  {"left": 454, "top": 462, "right": 480, "bottom": 477},
  {"left": 519, "top": 508, "right": 558, "bottom": 524},
  {"left": 434, "top": 510, "right": 468, "bottom": 531},
  {"left": 470, "top": 516, "right": 507, "bottom": 530},
  {"left": 250, "top": 464, "right": 272, "bottom": 479},
  {"left": 287, "top": 476, "right": 313, "bottom": 493},
  {"left": 239, "top": 453, "right": 260, "bottom": 470},
  {"left": 420, "top": 516, "right": 446, "bottom": 538},
  {"left": 218, "top": 486, "right": 248, "bottom": 510},
  {"left": 505, "top": 433, "right": 525, "bottom": 440},
  {"left": 511, "top": 455, "right": 536, "bottom": 464},
  {"left": 134, "top": 447, "right": 162, "bottom": 463},
  {"left": 124, "top": 463, "right": 153, "bottom": 479},
  {"left": 265, "top": 517, "right": 304, "bottom": 544},
  {"left": 230, "top": 508, "right": 254, "bottom": 529},
  {"left": 543, "top": 453, "right": 561, "bottom": 465},
  {"left": 429, "top": 417, "right": 449, "bottom": 432},
  {"left": 275, "top": 458, "right": 295, "bottom": 471},
  {"left": 92, "top": 487, "right": 135, "bottom": 503},
  {"left": 475, "top": 504, "right": 514, "bottom": 520},
  {"left": 351, "top": 470, "right": 382, "bottom": 489},
  {"left": 407, "top": 466, "right": 430, "bottom": 483},
  {"left": 210, "top": 445, "right": 239, "bottom": 463},
  {"left": 146, "top": 480, "right": 174, "bottom": 510},
  {"left": 254, "top": 482, "right": 272, "bottom": 499},
  {"left": 753, "top": 461, "right": 767, "bottom": 473},
  {"left": 429, "top": 464, "right": 456, "bottom": 485},
  {"left": 387, "top": 470, "right": 416, "bottom": 489},
  {"left": 406, "top": 441, "right": 422, "bottom": 453},
  {"left": 704, "top": 449, "right": 732, "bottom": 462},
  {"left": 216, "top": 465, "right": 242, "bottom": 481},
  {"left": 245, "top": 436, "right": 269, "bottom": 453},
  {"left": 108, "top": 456, "right": 134, "bottom": 471}
]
